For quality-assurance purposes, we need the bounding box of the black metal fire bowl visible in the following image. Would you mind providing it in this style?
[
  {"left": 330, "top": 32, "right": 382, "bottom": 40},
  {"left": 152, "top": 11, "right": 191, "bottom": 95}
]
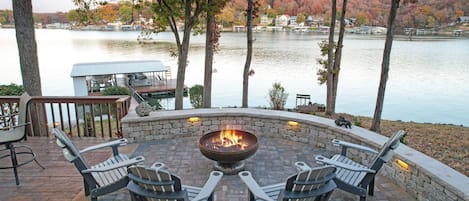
[{"left": 198, "top": 130, "right": 258, "bottom": 174}]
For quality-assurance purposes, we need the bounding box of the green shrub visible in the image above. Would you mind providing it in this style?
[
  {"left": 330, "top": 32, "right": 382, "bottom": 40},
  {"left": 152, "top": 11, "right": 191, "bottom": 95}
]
[
  {"left": 353, "top": 118, "right": 363, "bottom": 127},
  {"left": 269, "top": 82, "right": 288, "bottom": 110},
  {"left": 189, "top": 85, "right": 204, "bottom": 108},
  {"left": 100, "top": 86, "right": 129, "bottom": 117},
  {"left": 400, "top": 132, "right": 408, "bottom": 145},
  {"left": 0, "top": 83, "right": 24, "bottom": 96},
  {"left": 102, "top": 86, "right": 129, "bottom": 96}
]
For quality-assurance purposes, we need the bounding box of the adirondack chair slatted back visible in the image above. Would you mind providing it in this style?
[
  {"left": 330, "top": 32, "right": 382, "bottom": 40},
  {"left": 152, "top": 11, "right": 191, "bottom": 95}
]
[
  {"left": 281, "top": 165, "right": 337, "bottom": 201},
  {"left": 128, "top": 163, "right": 187, "bottom": 201},
  {"left": 369, "top": 130, "right": 404, "bottom": 169},
  {"left": 53, "top": 128, "right": 91, "bottom": 171},
  {"left": 359, "top": 130, "right": 404, "bottom": 188}
]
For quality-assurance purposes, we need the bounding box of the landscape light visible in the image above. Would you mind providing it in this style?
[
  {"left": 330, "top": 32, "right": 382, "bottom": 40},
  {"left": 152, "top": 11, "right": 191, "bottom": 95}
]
[
  {"left": 188, "top": 117, "right": 200, "bottom": 123},
  {"left": 396, "top": 159, "right": 409, "bottom": 170}
]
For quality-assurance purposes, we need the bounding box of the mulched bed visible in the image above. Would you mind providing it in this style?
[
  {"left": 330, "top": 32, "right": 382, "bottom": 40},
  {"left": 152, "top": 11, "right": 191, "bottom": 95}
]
[{"left": 319, "top": 113, "right": 469, "bottom": 176}]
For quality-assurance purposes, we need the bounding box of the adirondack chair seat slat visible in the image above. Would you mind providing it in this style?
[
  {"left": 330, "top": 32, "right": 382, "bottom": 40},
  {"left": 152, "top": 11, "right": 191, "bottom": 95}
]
[
  {"left": 330, "top": 155, "right": 367, "bottom": 186},
  {"left": 183, "top": 186, "right": 203, "bottom": 200},
  {"left": 261, "top": 183, "right": 285, "bottom": 193},
  {"left": 91, "top": 154, "right": 130, "bottom": 186}
]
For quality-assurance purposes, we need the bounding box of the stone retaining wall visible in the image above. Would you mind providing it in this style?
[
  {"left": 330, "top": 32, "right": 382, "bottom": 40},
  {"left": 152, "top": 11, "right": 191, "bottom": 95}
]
[{"left": 122, "top": 108, "right": 469, "bottom": 201}]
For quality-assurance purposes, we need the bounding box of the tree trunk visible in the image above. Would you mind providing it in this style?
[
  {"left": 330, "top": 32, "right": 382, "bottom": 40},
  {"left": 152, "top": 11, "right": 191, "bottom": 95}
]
[
  {"left": 325, "top": 0, "right": 337, "bottom": 115},
  {"left": 12, "top": 0, "right": 46, "bottom": 137},
  {"left": 242, "top": 0, "right": 254, "bottom": 108},
  {"left": 371, "top": 0, "right": 400, "bottom": 132},
  {"left": 331, "top": 0, "right": 348, "bottom": 112},
  {"left": 174, "top": 0, "right": 202, "bottom": 110},
  {"left": 203, "top": 1, "right": 215, "bottom": 108},
  {"left": 175, "top": 32, "right": 191, "bottom": 110},
  {"left": 12, "top": 0, "right": 42, "bottom": 96}
]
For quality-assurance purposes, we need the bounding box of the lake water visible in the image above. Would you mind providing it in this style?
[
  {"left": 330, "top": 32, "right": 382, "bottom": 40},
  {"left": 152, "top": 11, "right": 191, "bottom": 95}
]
[{"left": 1, "top": 29, "right": 468, "bottom": 126}]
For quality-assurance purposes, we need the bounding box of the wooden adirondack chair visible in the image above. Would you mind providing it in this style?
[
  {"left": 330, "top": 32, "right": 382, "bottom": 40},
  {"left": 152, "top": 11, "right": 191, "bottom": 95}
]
[
  {"left": 127, "top": 162, "right": 223, "bottom": 201},
  {"left": 315, "top": 130, "right": 405, "bottom": 201},
  {"left": 238, "top": 161, "right": 337, "bottom": 201},
  {"left": 53, "top": 128, "right": 145, "bottom": 201}
]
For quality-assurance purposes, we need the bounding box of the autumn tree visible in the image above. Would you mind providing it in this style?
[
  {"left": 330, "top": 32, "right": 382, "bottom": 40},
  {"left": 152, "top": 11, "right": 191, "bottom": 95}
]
[
  {"left": 72, "top": 0, "right": 107, "bottom": 25},
  {"left": 118, "top": 4, "right": 133, "bottom": 24},
  {"left": 12, "top": 0, "right": 41, "bottom": 97},
  {"left": 330, "top": 0, "right": 349, "bottom": 114},
  {"left": 97, "top": 4, "right": 118, "bottom": 23},
  {"left": 151, "top": 1, "right": 205, "bottom": 110},
  {"left": 371, "top": 0, "right": 417, "bottom": 132},
  {"left": 325, "top": 0, "right": 337, "bottom": 115},
  {"left": 242, "top": 0, "right": 260, "bottom": 108},
  {"left": 12, "top": 0, "right": 47, "bottom": 137},
  {"left": 204, "top": 0, "right": 228, "bottom": 108},
  {"left": 67, "top": 9, "right": 82, "bottom": 23}
]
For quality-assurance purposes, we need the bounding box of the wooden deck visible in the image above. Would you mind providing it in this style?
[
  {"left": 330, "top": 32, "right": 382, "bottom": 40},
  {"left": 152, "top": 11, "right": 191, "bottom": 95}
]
[
  {"left": 0, "top": 137, "right": 136, "bottom": 201},
  {"left": 133, "top": 79, "right": 188, "bottom": 95},
  {"left": 88, "top": 79, "right": 187, "bottom": 97}
]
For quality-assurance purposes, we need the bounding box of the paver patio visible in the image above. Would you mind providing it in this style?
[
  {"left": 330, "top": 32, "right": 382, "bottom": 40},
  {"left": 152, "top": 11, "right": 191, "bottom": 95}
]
[{"left": 0, "top": 137, "right": 415, "bottom": 201}]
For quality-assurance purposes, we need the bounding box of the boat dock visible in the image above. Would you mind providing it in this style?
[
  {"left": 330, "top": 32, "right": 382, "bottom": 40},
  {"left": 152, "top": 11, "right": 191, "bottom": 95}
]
[{"left": 71, "top": 60, "right": 186, "bottom": 98}]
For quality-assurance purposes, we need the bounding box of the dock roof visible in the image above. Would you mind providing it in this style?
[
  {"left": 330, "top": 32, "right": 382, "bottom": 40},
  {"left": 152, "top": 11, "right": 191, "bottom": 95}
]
[{"left": 70, "top": 60, "right": 169, "bottom": 77}]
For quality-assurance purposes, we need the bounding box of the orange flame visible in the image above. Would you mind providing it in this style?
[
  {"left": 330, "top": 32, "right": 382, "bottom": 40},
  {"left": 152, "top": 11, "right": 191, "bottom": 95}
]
[{"left": 211, "top": 129, "right": 248, "bottom": 150}]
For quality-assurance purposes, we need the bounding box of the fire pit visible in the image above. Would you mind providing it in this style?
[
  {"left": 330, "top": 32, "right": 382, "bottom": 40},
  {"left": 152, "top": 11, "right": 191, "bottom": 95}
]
[{"left": 199, "top": 129, "right": 258, "bottom": 174}]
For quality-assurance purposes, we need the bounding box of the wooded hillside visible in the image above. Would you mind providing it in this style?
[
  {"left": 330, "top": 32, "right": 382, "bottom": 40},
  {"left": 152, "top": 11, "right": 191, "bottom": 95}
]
[{"left": 227, "top": 0, "right": 468, "bottom": 29}]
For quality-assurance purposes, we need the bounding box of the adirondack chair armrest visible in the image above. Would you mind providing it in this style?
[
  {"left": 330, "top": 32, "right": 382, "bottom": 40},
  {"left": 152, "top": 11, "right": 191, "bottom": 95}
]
[
  {"left": 332, "top": 139, "right": 379, "bottom": 155},
  {"left": 191, "top": 171, "right": 224, "bottom": 201},
  {"left": 80, "top": 138, "right": 129, "bottom": 155},
  {"left": 238, "top": 171, "right": 275, "bottom": 201},
  {"left": 294, "top": 161, "right": 312, "bottom": 172},
  {"left": 315, "top": 155, "right": 376, "bottom": 173},
  {"left": 81, "top": 155, "right": 144, "bottom": 173}
]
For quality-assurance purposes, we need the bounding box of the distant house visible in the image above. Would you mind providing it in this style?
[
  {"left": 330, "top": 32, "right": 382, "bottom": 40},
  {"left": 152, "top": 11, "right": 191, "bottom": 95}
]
[
  {"left": 260, "top": 15, "right": 273, "bottom": 26},
  {"left": 289, "top": 16, "right": 297, "bottom": 26},
  {"left": 457, "top": 16, "right": 469, "bottom": 23},
  {"left": 275, "top": 15, "right": 289, "bottom": 27},
  {"left": 305, "top": 16, "right": 324, "bottom": 27}
]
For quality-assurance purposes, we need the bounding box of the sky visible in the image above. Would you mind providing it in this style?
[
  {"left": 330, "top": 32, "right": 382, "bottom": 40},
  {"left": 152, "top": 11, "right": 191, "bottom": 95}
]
[{"left": 0, "top": 0, "right": 76, "bottom": 13}]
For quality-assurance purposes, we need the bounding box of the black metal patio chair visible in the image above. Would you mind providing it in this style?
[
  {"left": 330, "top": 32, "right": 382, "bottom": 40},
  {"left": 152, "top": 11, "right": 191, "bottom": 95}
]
[{"left": 0, "top": 92, "right": 45, "bottom": 185}]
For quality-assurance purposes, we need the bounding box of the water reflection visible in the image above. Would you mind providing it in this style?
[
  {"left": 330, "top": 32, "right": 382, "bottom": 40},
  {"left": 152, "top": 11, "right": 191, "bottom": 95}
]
[{"left": 1, "top": 29, "right": 468, "bottom": 125}]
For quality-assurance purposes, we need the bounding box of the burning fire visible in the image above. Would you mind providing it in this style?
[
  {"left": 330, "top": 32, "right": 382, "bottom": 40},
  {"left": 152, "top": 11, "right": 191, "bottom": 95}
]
[{"left": 210, "top": 129, "right": 248, "bottom": 150}]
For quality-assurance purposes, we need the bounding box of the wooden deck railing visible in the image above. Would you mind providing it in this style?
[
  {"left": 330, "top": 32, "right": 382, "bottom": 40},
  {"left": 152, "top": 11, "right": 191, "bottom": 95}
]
[{"left": 0, "top": 95, "right": 131, "bottom": 138}]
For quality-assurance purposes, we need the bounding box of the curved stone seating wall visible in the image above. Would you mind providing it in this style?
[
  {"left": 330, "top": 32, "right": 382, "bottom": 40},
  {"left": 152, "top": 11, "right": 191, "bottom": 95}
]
[{"left": 122, "top": 108, "right": 469, "bottom": 201}]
